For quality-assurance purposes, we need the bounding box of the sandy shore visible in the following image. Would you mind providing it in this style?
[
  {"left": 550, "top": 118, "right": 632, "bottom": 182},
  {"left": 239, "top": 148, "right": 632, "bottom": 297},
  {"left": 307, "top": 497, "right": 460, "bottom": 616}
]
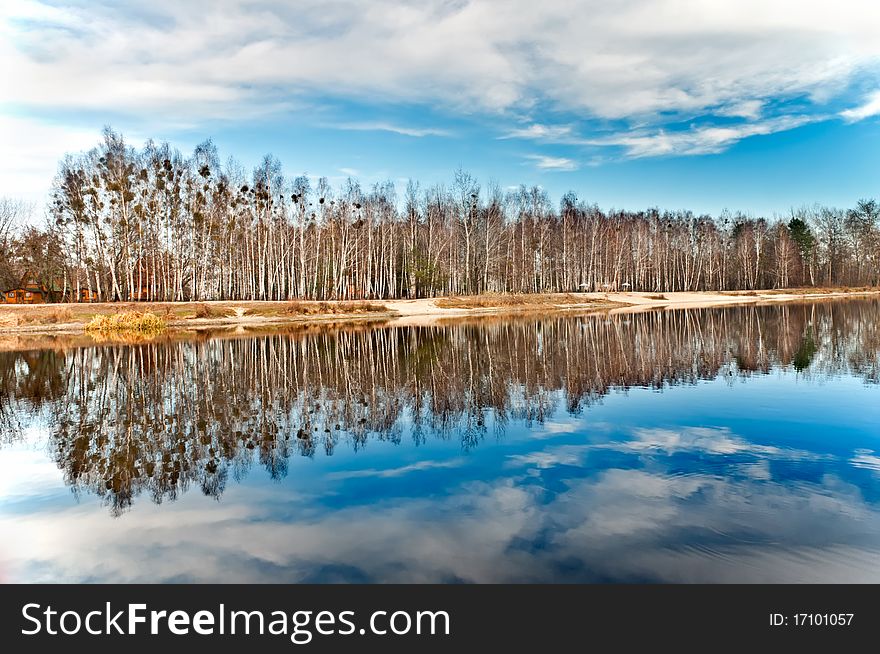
[
  {"left": 1, "top": 288, "right": 878, "bottom": 336},
  {"left": 385, "top": 289, "right": 880, "bottom": 325}
]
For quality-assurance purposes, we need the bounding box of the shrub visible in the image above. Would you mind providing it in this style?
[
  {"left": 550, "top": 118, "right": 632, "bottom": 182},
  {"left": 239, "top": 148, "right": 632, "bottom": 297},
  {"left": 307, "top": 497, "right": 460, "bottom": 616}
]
[
  {"left": 194, "top": 303, "right": 211, "bottom": 319},
  {"left": 282, "top": 301, "right": 388, "bottom": 316},
  {"left": 435, "top": 294, "right": 586, "bottom": 309},
  {"left": 85, "top": 311, "right": 166, "bottom": 334},
  {"left": 193, "top": 303, "right": 232, "bottom": 319}
]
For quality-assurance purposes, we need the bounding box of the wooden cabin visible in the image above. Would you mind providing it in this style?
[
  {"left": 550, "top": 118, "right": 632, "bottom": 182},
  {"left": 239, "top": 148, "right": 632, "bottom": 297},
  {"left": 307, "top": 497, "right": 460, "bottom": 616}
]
[
  {"left": 4, "top": 287, "right": 46, "bottom": 304},
  {"left": 3, "top": 278, "right": 63, "bottom": 304},
  {"left": 77, "top": 288, "right": 99, "bottom": 303},
  {"left": 5, "top": 288, "right": 41, "bottom": 304}
]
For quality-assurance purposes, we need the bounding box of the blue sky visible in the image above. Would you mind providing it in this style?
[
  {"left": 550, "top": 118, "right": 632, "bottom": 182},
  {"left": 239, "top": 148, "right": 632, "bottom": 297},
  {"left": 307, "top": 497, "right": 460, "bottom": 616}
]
[{"left": 2, "top": 0, "right": 880, "bottom": 216}]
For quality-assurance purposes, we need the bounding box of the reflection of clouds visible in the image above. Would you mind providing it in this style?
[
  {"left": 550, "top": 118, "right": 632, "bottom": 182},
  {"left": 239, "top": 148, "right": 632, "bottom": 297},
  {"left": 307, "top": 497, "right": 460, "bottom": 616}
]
[
  {"left": 506, "top": 425, "right": 824, "bottom": 473},
  {"left": 735, "top": 459, "right": 772, "bottom": 480},
  {"left": 531, "top": 421, "right": 583, "bottom": 438},
  {"left": 547, "top": 469, "right": 880, "bottom": 582},
  {"left": 526, "top": 419, "right": 612, "bottom": 441},
  {"left": 325, "top": 458, "right": 466, "bottom": 481},
  {"left": 622, "top": 426, "right": 792, "bottom": 457},
  {"left": 0, "top": 444, "right": 65, "bottom": 501},
  {"left": 4, "top": 425, "right": 880, "bottom": 583},
  {"left": 506, "top": 446, "right": 588, "bottom": 469},
  {"left": 851, "top": 449, "right": 880, "bottom": 473},
  {"left": 0, "top": 480, "right": 544, "bottom": 583},
  {"left": 552, "top": 469, "right": 708, "bottom": 539}
]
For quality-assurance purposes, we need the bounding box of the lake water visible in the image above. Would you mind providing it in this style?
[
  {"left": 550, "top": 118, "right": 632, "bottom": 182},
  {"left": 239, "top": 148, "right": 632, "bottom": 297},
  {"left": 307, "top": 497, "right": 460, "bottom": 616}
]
[{"left": 1, "top": 299, "right": 879, "bottom": 583}]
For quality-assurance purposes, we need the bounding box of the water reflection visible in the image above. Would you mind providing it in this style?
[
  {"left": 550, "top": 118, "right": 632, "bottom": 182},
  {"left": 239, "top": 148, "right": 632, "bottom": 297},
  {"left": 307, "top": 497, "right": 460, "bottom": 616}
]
[{"left": 1, "top": 299, "right": 879, "bottom": 582}]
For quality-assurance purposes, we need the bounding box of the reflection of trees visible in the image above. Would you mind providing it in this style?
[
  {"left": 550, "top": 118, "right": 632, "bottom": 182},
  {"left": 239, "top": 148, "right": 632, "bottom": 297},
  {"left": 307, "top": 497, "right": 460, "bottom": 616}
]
[
  {"left": 2, "top": 299, "right": 878, "bottom": 514},
  {"left": 0, "top": 349, "right": 68, "bottom": 443}
]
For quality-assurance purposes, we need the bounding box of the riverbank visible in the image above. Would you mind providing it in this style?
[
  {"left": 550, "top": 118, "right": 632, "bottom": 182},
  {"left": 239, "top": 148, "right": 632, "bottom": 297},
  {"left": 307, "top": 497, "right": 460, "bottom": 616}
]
[{"left": 1, "top": 287, "right": 878, "bottom": 335}]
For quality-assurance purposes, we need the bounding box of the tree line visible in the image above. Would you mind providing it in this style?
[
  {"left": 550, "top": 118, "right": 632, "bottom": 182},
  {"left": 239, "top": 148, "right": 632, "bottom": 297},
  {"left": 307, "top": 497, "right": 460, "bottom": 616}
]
[{"left": 2, "top": 128, "right": 879, "bottom": 301}]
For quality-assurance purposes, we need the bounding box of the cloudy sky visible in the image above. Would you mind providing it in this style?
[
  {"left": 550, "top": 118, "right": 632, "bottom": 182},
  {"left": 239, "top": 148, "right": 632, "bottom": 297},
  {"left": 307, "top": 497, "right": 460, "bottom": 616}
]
[{"left": 2, "top": 0, "right": 880, "bottom": 214}]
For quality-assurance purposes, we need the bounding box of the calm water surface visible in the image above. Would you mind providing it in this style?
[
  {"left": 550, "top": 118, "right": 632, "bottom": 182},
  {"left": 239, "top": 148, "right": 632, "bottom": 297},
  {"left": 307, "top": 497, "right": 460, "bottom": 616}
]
[{"left": 1, "top": 299, "right": 879, "bottom": 582}]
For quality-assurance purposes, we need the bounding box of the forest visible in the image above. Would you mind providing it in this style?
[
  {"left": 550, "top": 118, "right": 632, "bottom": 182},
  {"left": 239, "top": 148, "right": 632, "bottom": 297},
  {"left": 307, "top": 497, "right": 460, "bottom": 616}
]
[{"left": 1, "top": 128, "right": 878, "bottom": 302}]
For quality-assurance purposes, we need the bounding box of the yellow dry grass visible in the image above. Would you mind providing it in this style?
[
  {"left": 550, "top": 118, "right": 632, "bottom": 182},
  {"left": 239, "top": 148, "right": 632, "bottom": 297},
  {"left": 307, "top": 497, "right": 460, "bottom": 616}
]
[
  {"left": 281, "top": 301, "right": 389, "bottom": 316},
  {"left": 85, "top": 311, "right": 166, "bottom": 334},
  {"left": 435, "top": 293, "right": 585, "bottom": 309}
]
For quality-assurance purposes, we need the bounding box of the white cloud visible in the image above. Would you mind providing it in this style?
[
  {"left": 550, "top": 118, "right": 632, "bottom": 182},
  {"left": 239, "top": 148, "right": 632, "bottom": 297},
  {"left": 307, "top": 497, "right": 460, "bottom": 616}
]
[
  {"left": 332, "top": 122, "right": 451, "bottom": 137},
  {"left": 716, "top": 100, "right": 764, "bottom": 119},
  {"left": 593, "top": 114, "right": 820, "bottom": 157},
  {"left": 840, "top": 91, "right": 880, "bottom": 122},
  {"left": 1, "top": 0, "right": 879, "bottom": 201},
  {"left": 3, "top": 1, "right": 879, "bottom": 123},
  {"left": 525, "top": 155, "right": 578, "bottom": 171},
  {"left": 0, "top": 115, "right": 104, "bottom": 204},
  {"left": 500, "top": 124, "right": 575, "bottom": 140}
]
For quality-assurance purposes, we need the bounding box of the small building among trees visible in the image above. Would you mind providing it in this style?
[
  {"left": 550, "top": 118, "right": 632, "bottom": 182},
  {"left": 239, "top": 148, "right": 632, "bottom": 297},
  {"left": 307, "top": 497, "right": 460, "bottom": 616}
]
[
  {"left": 3, "top": 277, "right": 63, "bottom": 304},
  {"left": 77, "top": 288, "right": 99, "bottom": 302}
]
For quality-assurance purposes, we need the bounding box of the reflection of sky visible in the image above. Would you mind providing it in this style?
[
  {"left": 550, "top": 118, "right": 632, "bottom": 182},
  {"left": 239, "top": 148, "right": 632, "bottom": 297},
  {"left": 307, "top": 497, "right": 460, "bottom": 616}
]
[{"left": 1, "top": 368, "right": 879, "bottom": 583}]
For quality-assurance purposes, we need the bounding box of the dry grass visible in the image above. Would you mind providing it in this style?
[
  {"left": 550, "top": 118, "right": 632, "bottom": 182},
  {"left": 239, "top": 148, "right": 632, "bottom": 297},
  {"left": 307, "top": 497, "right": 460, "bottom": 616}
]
[
  {"left": 0, "top": 306, "right": 74, "bottom": 326},
  {"left": 760, "top": 286, "right": 878, "bottom": 295},
  {"left": 722, "top": 286, "right": 879, "bottom": 297},
  {"left": 192, "top": 303, "right": 232, "bottom": 319},
  {"left": 0, "top": 299, "right": 391, "bottom": 331},
  {"left": 46, "top": 306, "right": 74, "bottom": 323},
  {"left": 85, "top": 311, "right": 166, "bottom": 334},
  {"left": 435, "top": 293, "right": 584, "bottom": 309},
  {"left": 281, "top": 301, "right": 389, "bottom": 316}
]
